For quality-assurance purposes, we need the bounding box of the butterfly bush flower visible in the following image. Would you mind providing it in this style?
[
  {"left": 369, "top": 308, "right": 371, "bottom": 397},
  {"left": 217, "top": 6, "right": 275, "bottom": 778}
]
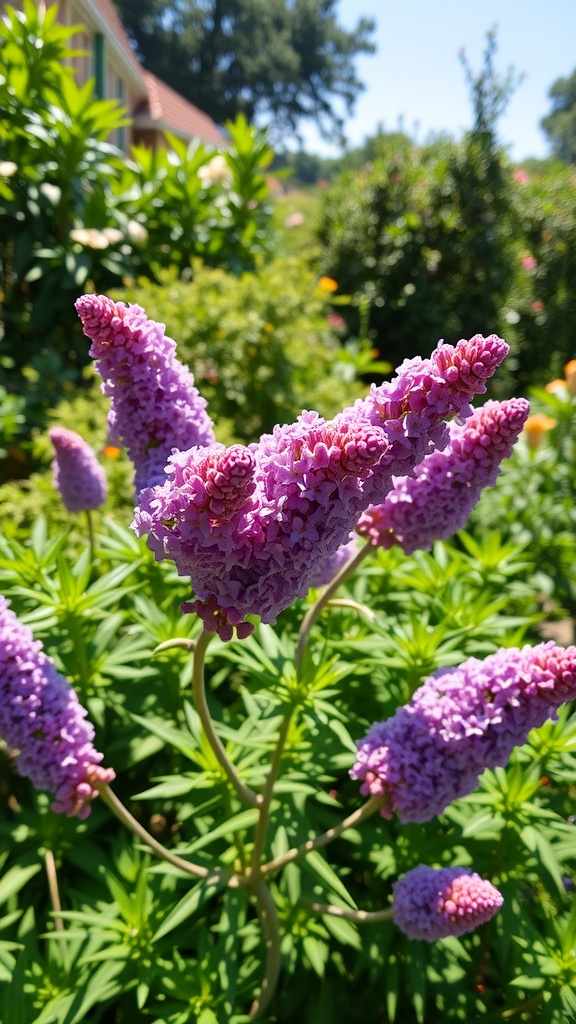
[
  {"left": 75, "top": 294, "right": 215, "bottom": 492},
  {"left": 350, "top": 642, "right": 576, "bottom": 823},
  {"left": 49, "top": 427, "right": 108, "bottom": 512},
  {"left": 133, "top": 334, "right": 509, "bottom": 640},
  {"left": 0, "top": 596, "right": 114, "bottom": 818},
  {"left": 393, "top": 866, "right": 503, "bottom": 941},
  {"left": 357, "top": 398, "right": 529, "bottom": 554}
]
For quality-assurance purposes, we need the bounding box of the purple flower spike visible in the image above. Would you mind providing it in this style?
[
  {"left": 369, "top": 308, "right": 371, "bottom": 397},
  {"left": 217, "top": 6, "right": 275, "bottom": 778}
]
[
  {"left": 393, "top": 866, "right": 503, "bottom": 941},
  {"left": 337, "top": 334, "right": 510, "bottom": 505},
  {"left": 49, "top": 427, "right": 108, "bottom": 513},
  {"left": 75, "top": 294, "right": 215, "bottom": 492},
  {"left": 134, "top": 416, "right": 389, "bottom": 639},
  {"left": 350, "top": 642, "right": 576, "bottom": 822},
  {"left": 357, "top": 398, "right": 529, "bottom": 554},
  {"left": 0, "top": 596, "right": 115, "bottom": 818}
]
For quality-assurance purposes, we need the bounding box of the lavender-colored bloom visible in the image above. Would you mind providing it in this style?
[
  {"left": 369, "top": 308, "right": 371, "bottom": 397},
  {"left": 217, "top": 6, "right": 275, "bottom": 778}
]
[
  {"left": 49, "top": 427, "right": 108, "bottom": 512},
  {"left": 337, "top": 334, "right": 510, "bottom": 505},
  {"left": 350, "top": 642, "right": 576, "bottom": 822},
  {"left": 393, "top": 866, "right": 503, "bottom": 941},
  {"left": 133, "top": 334, "right": 508, "bottom": 641},
  {"left": 134, "top": 416, "right": 388, "bottom": 639},
  {"left": 357, "top": 398, "right": 529, "bottom": 553},
  {"left": 0, "top": 596, "right": 114, "bottom": 818},
  {"left": 75, "top": 294, "right": 215, "bottom": 492},
  {"left": 308, "top": 535, "right": 360, "bottom": 587}
]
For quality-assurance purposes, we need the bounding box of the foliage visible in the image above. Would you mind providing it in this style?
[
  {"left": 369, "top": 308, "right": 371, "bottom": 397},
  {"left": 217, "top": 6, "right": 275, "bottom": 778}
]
[
  {"left": 114, "top": 0, "right": 376, "bottom": 144},
  {"left": 541, "top": 66, "right": 576, "bottom": 165},
  {"left": 315, "top": 35, "right": 520, "bottom": 382},
  {"left": 0, "top": 0, "right": 277, "bottom": 459},
  {"left": 113, "top": 259, "right": 368, "bottom": 445},
  {"left": 0, "top": 493, "right": 575, "bottom": 1022}
]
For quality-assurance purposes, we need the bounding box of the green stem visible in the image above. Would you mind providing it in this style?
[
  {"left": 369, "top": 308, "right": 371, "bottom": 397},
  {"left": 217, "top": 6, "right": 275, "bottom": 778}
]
[
  {"left": 249, "top": 880, "right": 282, "bottom": 1020},
  {"left": 98, "top": 783, "right": 242, "bottom": 887},
  {"left": 250, "top": 710, "right": 294, "bottom": 878},
  {"left": 261, "top": 795, "right": 384, "bottom": 877},
  {"left": 305, "top": 899, "right": 394, "bottom": 924},
  {"left": 295, "top": 540, "right": 372, "bottom": 672},
  {"left": 84, "top": 509, "right": 95, "bottom": 563},
  {"left": 44, "top": 848, "right": 64, "bottom": 931},
  {"left": 192, "top": 629, "right": 261, "bottom": 808}
]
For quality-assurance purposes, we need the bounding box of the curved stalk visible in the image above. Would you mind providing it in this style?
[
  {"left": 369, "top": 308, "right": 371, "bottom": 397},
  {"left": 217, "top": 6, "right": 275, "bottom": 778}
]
[
  {"left": 98, "top": 783, "right": 243, "bottom": 887},
  {"left": 261, "top": 795, "right": 384, "bottom": 877},
  {"left": 305, "top": 899, "right": 394, "bottom": 924},
  {"left": 192, "top": 629, "right": 261, "bottom": 808},
  {"left": 249, "top": 880, "right": 282, "bottom": 1020},
  {"left": 295, "top": 540, "right": 372, "bottom": 671},
  {"left": 44, "top": 848, "right": 64, "bottom": 931},
  {"left": 250, "top": 711, "right": 294, "bottom": 878}
]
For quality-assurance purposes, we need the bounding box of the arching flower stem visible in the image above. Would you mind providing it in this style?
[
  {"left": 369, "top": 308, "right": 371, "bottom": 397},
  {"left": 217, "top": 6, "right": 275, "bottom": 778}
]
[
  {"left": 295, "top": 540, "right": 372, "bottom": 672},
  {"left": 192, "top": 629, "right": 261, "bottom": 808}
]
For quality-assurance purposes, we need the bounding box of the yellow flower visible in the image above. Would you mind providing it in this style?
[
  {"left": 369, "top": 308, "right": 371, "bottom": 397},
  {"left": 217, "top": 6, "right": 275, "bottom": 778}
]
[
  {"left": 545, "top": 379, "right": 568, "bottom": 395},
  {"left": 523, "top": 414, "right": 557, "bottom": 450},
  {"left": 103, "top": 445, "right": 121, "bottom": 459},
  {"left": 318, "top": 276, "right": 338, "bottom": 293}
]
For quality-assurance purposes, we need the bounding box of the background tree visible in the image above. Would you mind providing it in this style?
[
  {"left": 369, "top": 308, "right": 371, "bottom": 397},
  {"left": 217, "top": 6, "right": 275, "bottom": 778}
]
[
  {"left": 541, "top": 68, "right": 576, "bottom": 164},
  {"left": 114, "top": 0, "right": 375, "bottom": 143}
]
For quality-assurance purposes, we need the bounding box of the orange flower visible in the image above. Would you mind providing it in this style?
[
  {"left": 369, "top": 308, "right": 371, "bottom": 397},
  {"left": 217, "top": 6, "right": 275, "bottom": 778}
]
[
  {"left": 565, "top": 360, "right": 576, "bottom": 395},
  {"left": 523, "top": 414, "right": 557, "bottom": 450},
  {"left": 318, "top": 276, "right": 338, "bottom": 293},
  {"left": 103, "top": 445, "right": 121, "bottom": 459},
  {"left": 545, "top": 379, "right": 568, "bottom": 395}
]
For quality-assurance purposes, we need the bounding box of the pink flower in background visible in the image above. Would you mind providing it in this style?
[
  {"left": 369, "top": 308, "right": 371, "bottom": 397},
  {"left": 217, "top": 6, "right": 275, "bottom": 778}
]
[
  {"left": 393, "top": 866, "right": 503, "bottom": 941},
  {"left": 49, "top": 427, "right": 108, "bottom": 512},
  {"left": 522, "top": 255, "right": 536, "bottom": 271},
  {"left": 513, "top": 169, "right": 530, "bottom": 185},
  {"left": 0, "top": 596, "right": 114, "bottom": 818},
  {"left": 327, "top": 312, "right": 345, "bottom": 329},
  {"left": 284, "top": 211, "right": 305, "bottom": 227}
]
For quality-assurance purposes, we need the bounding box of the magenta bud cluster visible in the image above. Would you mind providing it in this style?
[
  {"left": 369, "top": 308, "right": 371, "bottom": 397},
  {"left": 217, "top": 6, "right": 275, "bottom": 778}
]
[{"left": 393, "top": 866, "right": 503, "bottom": 941}]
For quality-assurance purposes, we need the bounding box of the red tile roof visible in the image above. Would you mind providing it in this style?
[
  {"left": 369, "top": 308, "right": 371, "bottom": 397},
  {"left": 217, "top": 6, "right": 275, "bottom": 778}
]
[{"left": 134, "top": 70, "right": 228, "bottom": 147}]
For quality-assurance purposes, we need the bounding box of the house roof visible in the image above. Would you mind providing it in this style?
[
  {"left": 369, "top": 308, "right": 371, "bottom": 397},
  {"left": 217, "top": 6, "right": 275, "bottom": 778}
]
[{"left": 134, "top": 70, "right": 228, "bottom": 147}]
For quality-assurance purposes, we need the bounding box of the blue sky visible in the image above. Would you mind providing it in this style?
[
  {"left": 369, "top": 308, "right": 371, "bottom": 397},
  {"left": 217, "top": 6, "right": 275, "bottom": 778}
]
[{"left": 298, "top": 0, "right": 576, "bottom": 161}]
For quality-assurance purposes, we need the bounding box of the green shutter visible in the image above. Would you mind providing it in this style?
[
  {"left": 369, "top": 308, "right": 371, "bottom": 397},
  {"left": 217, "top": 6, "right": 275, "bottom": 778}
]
[{"left": 93, "top": 32, "right": 105, "bottom": 98}]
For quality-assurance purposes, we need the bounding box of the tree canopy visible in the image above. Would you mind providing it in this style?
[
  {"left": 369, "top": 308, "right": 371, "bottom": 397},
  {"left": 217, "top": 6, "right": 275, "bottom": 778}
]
[
  {"left": 541, "top": 68, "right": 576, "bottom": 164},
  {"left": 114, "top": 0, "right": 375, "bottom": 143}
]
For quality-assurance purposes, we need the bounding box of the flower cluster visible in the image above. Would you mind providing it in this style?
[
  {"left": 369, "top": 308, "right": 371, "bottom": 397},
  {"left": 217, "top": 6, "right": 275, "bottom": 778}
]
[
  {"left": 0, "top": 596, "right": 114, "bottom": 818},
  {"left": 49, "top": 427, "right": 108, "bottom": 512},
  {"left": 124, "top": 305, "right": 508, "bottom": 639},
  {"left": 357, "top": 398, "right": 529, "bottom": 554},
  {"left": 75, "top": 294, "right": 215, "bottom": 492},
  {"left": 134, "top": 416, "right": 388, "bottom": 639},
  {"left": 350, "top": 642, "right": 576, "bottom": 822},
  {"left": 393, "top": 866, "right": 503, "bottom": 941}
]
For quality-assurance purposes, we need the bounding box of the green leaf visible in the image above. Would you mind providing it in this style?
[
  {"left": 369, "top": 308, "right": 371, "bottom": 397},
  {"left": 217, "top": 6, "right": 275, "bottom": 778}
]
[
  {"left": 302, "top": 851, "right": 357, "bottom": 909},
  {"left": 152, "top": 877, "right": 226, "bottom": 942}
]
